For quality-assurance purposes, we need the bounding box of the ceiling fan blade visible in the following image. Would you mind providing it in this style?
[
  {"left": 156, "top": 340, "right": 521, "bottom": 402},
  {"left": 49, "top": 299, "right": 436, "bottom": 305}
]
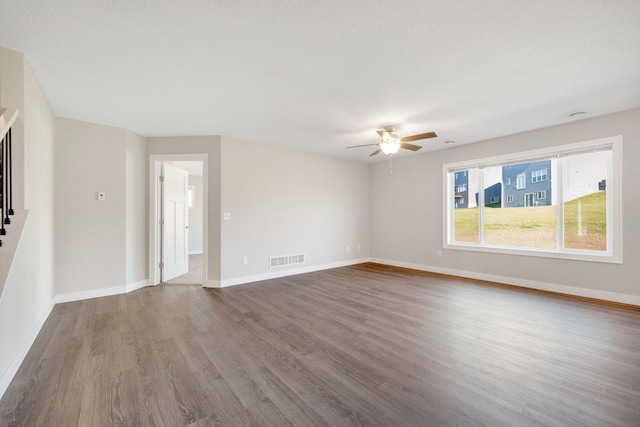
[
  {"left": 401, "top": 131, "right": 437, "bottom": 142},
  {"left": 369, "top": 148, "right": 382, "bottom": 156},
  {"left": 376, "top": 130, "right": 386, "bottom": 137},
  {"left": 400, "top": 142, "right": 422, "bottom": 151},
  {"left": 347, "top": 143, "right": 380, "bottom": 149}
]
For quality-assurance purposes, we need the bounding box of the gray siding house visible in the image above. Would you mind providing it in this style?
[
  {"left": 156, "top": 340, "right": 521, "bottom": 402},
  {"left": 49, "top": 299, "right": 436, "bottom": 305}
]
[
  {"left": 476, "top": 182, "right": 502, "bottom": 207},
  {"left": 502, "top": 160, "right": 552, "bottom": 207},
  {"left": 454, "top": 171, "right": 469, "bottom": 208}
]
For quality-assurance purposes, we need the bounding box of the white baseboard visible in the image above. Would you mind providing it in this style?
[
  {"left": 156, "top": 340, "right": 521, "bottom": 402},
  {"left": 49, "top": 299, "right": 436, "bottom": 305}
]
[
  {"left": 211, "top": 258, "right": 370, "bottom": 288},
  {"left": 189, "top": 250, "right": 203, "bottom": 255},
  {"left": 126, "top": 279, "right": 149, "bottom": 293},
  {"left": 0, "top": 300, "right": 55, "bottom": 400},
  {"left": 370, "top": 258, "right": 640, "bottom": 306},
  {"left": 53, "top": 285, "right": 127, "bottom": 305},
  {"left": 54, "top": 280, "right": 149, "bottom": 305},
  {"left": 204, "top": 280, "right": 221, "bottom": 288},
  {"left": 1, "top": 279, "right": 149, "bottom": 399}
]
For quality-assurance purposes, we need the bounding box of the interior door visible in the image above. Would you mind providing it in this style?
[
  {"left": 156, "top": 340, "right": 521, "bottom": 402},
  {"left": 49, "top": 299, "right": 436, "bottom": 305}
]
[{"left": 162, "top": 163, "right": 189, "bottom": 281}]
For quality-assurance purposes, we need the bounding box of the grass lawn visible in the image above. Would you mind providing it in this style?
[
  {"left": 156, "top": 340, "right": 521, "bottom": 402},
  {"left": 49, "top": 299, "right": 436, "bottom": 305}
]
[
  {"left": 454, "top": 191, "right": 606, "bottom": 250},
  {"left": 564, "top": 191, "right": 607, "bottom": 250}
]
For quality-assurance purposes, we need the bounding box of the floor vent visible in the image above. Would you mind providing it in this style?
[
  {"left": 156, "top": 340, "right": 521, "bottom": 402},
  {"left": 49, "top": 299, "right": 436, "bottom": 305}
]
[{"left": 270, "top": 253, "right": 305, "bottom": 268}]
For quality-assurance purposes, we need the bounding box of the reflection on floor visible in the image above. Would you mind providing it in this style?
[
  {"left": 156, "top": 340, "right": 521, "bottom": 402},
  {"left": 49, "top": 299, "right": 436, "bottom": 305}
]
[{"left": 163, "top": 254, "right": 202, "bottom": 285}]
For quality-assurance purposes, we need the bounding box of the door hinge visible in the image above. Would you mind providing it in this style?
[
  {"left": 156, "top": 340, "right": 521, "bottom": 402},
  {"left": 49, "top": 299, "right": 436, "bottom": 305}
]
[
  {"left": 159, "top": 175, "right": 165, "bottom": 182},
  {"left": 160, "top": 219, "right": 164, "bottom": 225},
  {"left": 159, "top": 262, "right": 164, "bottom": 269}
]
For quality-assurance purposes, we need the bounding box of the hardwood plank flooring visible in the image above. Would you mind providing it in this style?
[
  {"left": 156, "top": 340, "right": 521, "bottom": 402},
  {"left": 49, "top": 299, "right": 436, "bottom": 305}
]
[{"left": 1, "top": 263, "right": 640, "bottom": 426}]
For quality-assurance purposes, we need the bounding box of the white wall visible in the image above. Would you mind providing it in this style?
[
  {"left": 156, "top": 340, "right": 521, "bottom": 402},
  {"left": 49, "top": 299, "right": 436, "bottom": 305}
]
[
  {"left": 188, "top": 175, "right": 204, "bottom": 254},
  {"left": 147, "top": 136, "right": 221, "bottom": 282},
  {"left": 370, "top": 108, "right": 640, "bottom": 303},
  {"left": 220, "top": 137, "right": 369, "bottom": 284},
  {"left": 125, "top": 131, "right": 148, "bottom": 287},
  {"left": 0, "top": 48, "right": 56, "bottom": 396}
]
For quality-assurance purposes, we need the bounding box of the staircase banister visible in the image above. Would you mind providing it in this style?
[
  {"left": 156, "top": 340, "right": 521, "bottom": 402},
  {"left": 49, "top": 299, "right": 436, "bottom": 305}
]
[{"left": 0, "top": 108, "right": 19, "bottom": 142}]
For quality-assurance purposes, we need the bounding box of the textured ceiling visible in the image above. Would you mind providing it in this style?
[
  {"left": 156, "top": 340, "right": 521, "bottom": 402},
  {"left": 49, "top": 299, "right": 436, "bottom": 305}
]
[{"left": 1, "top": 0, "right": 639, "bottom": 163}]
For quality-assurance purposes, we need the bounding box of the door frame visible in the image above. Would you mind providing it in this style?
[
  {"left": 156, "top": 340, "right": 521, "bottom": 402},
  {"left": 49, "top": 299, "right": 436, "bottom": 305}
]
[
  {"left": 524, "top": 192, "right": 535, "bottom": 207},
  {"left": 149, "top": 154, "right": 208, "bottom": 286}
]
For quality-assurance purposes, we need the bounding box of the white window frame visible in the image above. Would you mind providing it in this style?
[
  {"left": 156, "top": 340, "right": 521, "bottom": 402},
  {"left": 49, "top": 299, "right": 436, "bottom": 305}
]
[
  {"left": 537, "top": 190, "right": 546, "bottom": 200},
  {"left": 516, "top": 173, "right": 526, "bottom": 190},
  {"left": 443, "top": 136, "right": 622, "bottom": 264},
  {"left": 507, "top": 195, "right": 513, "bottom": 203},
  {"left": 532, "top": 169, "right": 548, "bottom": 183}
]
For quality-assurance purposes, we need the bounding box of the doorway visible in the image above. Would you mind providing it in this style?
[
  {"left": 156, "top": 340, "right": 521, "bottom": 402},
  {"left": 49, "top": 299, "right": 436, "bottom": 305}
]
[
  {"left": 525, "top": 193, "right": 535, "bottom": 207},
  {"left": 149, "top": 154, "right": 208, "bottom": 287}
]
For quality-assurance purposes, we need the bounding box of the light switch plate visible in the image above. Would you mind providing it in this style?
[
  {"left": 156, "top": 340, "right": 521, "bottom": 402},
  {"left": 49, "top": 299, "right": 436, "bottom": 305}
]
[{"left": 223, "top": 212, "right": 231, "bottom": 220}]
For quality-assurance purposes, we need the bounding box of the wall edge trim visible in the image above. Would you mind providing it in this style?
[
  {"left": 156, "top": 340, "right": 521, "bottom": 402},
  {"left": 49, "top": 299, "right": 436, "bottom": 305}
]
[
  {"left": 218, "top": 258, "right": 370, "bottom": 288},
  {"left": 53, "top": 285, "right": 127, "bottom": 305},
  {"left": 370, "top": 258, "right": 640, "bottom": 306},
  {"left": 126, "top": 279, "right": 148, "bottom": 293}
]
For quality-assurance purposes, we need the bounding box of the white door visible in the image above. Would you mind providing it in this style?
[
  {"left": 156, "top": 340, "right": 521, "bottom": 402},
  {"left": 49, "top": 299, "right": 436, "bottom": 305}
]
[{"left": 162, "top": 163, "right": 189, "bottom": 281}]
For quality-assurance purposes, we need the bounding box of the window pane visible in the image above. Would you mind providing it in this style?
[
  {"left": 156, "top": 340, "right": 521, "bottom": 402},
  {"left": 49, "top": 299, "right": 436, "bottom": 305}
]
[
  {"left": 484, "top": 161, "right": 557, "bottom": 248},
  {"left": 563, "top": 151, "right": 608, "bottom": 251},
  {"left": 453, "top": 168, "right": 479, "bottom": 243},
  {"left": 444, "top": 137, "right": 618, "bottom": 263}
]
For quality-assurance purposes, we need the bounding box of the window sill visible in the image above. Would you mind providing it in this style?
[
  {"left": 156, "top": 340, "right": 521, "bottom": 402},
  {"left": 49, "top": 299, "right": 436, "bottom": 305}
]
[{"left": 443, "top": 242, "right": 622, "bottom": 264}]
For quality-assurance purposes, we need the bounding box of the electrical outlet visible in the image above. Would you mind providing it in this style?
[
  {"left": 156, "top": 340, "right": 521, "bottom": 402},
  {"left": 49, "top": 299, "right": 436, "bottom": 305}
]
[
  {"left": 243, "top": 257, "right": 248, "bottom": 265},
  {"left": 223, "top": 212, "right": 231, "bottom": 220},
  {"left": 357, "top": 244, "right": 361, "bottom": 251},
  {"left": 346, "top": 246, "right": 351, "bottom": 252},
  {"left": 437, "top": 250, "right": 442, "bottom": 257}
]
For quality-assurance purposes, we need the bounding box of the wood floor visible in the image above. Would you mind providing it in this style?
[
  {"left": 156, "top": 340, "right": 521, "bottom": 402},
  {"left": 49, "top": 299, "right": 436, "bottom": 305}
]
[{"left": 1, "top": 263, "right": 639, "bottom": 426}]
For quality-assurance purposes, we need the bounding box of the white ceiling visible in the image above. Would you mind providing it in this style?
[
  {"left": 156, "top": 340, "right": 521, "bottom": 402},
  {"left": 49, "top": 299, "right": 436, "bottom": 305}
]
[{"left": 1, "top": 1, "right": 639, "bottom": 163}]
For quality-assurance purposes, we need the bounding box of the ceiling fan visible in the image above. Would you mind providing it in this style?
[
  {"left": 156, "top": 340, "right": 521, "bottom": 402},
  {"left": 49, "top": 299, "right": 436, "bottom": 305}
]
[{"left": 348, "top": 126, "right": 437, "bottom": 156}]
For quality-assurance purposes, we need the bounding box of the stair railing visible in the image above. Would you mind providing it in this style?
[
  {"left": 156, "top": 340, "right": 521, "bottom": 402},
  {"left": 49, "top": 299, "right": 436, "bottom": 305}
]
[{"left": 0, "top": 108, "right": 18, "bottom": 247}]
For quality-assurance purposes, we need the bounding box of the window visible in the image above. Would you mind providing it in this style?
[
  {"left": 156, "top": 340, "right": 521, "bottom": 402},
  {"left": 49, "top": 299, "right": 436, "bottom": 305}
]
[
  {"left": 455, "top": 184, "right": 467, "bottom": 193},
  {"left": 188, "top": 185, "right": 195, "bottom": 209},
  {"left": 532, "top": 169, "right": 548, "bottom": 183},
  {"left": 444, "top": 136, "right": 621, "bottom": 263}
]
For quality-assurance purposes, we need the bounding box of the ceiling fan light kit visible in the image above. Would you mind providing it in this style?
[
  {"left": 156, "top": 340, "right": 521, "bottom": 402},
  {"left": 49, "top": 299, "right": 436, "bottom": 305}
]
[
  {"left": 380, "top": 142, "right": 401, "bottom": 155},
  {"left": 347, "top": 125, "right": 438, "bottom": 158}
]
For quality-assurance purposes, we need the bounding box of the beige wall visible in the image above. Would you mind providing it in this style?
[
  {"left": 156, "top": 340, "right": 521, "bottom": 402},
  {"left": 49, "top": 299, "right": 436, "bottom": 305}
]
[
  {"left": 125, "top": 130, "right": 148, "bottom": 285},
  {"left": 370, "top": 108, "right": 640, "bottom": 302},
  {"left": 0, "top": 48, "right": 55, "bottom": 395},
  {"left": 55, "top": 118, "right": 148, "bottom": 295},
  {"left": 220, "top": 137, "right": 370, "bottom": 283}
]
